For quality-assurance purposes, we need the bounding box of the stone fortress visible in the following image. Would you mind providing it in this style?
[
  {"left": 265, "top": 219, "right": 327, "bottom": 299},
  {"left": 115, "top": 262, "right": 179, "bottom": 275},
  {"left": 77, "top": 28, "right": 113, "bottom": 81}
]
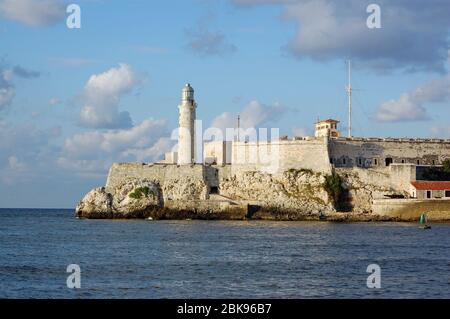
[{"left": 76, "top": 84, "right": 450, "bottom": 221}]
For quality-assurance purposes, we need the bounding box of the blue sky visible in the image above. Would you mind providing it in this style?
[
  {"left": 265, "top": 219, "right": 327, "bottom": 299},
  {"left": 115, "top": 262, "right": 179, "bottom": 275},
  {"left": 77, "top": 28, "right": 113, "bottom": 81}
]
[{"left": 1, "top": 0, "right": 450, "bottom": 208}]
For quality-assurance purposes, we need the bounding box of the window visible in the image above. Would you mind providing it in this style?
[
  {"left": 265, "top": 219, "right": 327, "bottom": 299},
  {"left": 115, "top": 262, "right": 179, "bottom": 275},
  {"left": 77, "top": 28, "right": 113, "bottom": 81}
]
[
  {"left": 445, "top": 190, "right": 450, "bottom": 198},
  {"left": 417, "top": 160, "right": 420, "bottom": 165},
  {"left": 426, "top": 190, "right": 432, "bottom": 199},
  {"left": 401, "top": 159, "right": 405, "bottom": 164},
  {"left": 385, "top": 158, "right": 393, "bottom": 166}
]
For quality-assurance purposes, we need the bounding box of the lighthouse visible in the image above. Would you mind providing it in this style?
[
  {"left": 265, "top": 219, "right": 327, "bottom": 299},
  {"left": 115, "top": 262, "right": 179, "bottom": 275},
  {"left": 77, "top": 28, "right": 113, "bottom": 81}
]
[{"left": 177, "top": 83, "right": 197, "bottom": 165}]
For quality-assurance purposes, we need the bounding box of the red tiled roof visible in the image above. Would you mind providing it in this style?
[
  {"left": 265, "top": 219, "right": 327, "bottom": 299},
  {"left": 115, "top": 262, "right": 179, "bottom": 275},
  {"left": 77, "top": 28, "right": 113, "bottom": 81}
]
[
  {"left": 316, "top": 119, "right": 340, "bottom": 124},
  {"left": 411, "top": 181, "right": 450, "bottom": 190}
]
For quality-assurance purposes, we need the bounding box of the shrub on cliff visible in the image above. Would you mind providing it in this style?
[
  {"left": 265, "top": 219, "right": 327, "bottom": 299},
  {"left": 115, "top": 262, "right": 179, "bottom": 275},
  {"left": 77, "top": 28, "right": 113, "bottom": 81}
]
[
  {"left": 422, "top": 161, "right": 450, "bottom": 180},
  {"left": 129, "top": 187, "right": 150, "bottom": 199},
  {"left": 444, "top": 159, "right": 450, "bottom": 174},
  {"left": 323, "top": 174, "right": 344, "bottom": 209},
  {"left": 287, "top": 168, "right": 314, "bottom": 176}
]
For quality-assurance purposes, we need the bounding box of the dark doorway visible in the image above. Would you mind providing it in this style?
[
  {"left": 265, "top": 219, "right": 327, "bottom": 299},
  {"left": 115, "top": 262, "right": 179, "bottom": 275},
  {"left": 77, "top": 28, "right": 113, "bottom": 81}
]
[
  {"left": 426, "top": 190, "right": 432, "bottom": 199},
  {"left": 246, "top": 205, "right": 261, "bottom": 219},
  {"left": 210, "top": 186, "right": 219, "bottom": 194},
  {"left": 385, "top": 158, "right": 393, "bottom": 166}
]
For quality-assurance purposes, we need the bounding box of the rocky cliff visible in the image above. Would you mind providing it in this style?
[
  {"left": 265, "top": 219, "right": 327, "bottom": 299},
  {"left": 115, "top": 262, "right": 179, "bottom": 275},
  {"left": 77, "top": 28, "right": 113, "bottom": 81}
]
[
  {"left": 219, "top": 169, "right": 335, "bottom": 219},
  {"left": 75, "top": 164, "right": 405, "bottom": 220},
  {"left": 77, "top": 165, "right": 335, "bottom": 219}
]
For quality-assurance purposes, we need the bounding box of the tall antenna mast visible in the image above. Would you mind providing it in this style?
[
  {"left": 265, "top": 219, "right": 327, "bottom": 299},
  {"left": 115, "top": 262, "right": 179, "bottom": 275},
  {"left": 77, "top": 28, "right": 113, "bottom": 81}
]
[
  {"left": 237, "top": 114, "right": 240, "bottom": 142},
  {"left": 346, "top": 60, "right": 353, "bottom": 138}
]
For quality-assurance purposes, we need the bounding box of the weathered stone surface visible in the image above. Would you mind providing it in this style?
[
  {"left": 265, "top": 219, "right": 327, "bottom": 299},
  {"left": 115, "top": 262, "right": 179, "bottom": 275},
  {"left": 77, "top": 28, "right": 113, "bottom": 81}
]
[
  {"left": 76, "top": 167, "right": 338, "bottom": 219},
  {"left": 76, "top": 162, "right": 450, "bottom": 221},
  {"left": 76, "top": 179, "right": 163, "bottom": 218},
  {"left": 337, "top": 169, "right": 404, "bottom": 213},
  {"left": 162, "top": 176, "right": 208, "bottom": 201},
  {"left": 75, "top": 187, "right": 113, "bottom": 218},
  {"left": 111, "top": 179, "right": 163, "bottom": 215},
  {"left": 220, "top": 169, "right": 335, "bottom": 216}
]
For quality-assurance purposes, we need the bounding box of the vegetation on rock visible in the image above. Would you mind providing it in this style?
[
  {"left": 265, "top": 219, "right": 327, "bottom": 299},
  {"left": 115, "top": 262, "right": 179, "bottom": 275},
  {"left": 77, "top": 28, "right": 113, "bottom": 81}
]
[
  {"left": 323, "top": 173, "right": 345, "bottom": 210},
  {"left": 444, "top": 159, "right": 450, "bottom": 174},
  {"left": 128, "top": 187, "right": 150, "bottom": 199},
  {"left": 287, "top": 168, "right": 314, "bottom": 176},
  {"left": 421, "top": 163, "right": 450, "bottom": 181}
]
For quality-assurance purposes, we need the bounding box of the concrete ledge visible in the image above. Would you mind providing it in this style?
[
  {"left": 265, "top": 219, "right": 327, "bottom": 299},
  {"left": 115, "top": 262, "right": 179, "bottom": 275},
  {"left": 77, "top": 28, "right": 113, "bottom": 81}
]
[{"left": 372, "top": 198, "right": 450, "bottom": 221}]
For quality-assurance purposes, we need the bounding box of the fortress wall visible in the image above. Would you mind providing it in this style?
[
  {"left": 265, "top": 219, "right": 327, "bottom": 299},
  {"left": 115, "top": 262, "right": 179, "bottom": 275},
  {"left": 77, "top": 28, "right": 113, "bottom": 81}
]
[
  {"left": 105, "top": 163, "right": 205, "bottom": 191},
  {"left": 336, "top": 164, "right": 416, "bottom": 194},
  {"left": 231, "top": 139, "right": 332, "bottom": 175},
  {"left": 279, "top": 139, "right": 332, "bottom": 174},
  {"left": 106, "top": 163, "right": 233, "bottom": 197},
  {"left": 389, "top": 164, "right": 417, "bottom": 191},
  {"left": 330, "top": 139, "right": 450, "bottom": 167},
  {"left": 336, "top": 166, "right": 391, "bottom": 190},
  {"left": 204, "top": 141, "right": 232, "bottom": 165}
]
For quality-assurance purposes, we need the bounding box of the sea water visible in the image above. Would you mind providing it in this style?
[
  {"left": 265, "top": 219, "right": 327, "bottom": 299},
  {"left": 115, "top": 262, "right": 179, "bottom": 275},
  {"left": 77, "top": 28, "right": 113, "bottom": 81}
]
[{"left": 0, "top": 209, "right": 449, "bottom": 298}]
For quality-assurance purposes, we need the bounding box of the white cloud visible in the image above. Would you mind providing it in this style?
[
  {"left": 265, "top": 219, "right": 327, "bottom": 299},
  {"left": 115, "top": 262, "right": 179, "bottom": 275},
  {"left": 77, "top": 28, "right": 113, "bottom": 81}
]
[
  {"left": 0, "top": 119, "right": 175, "bottom": 207},
  {"left": 1, "top": 64, "right": 40, "bottom": 110},
  {"left": 186, "top": 14, "right": 237, "bottom": 57},
  {"left": 375, "top": 95, "right": 427, "bottom": 122},
  {"left": 63, "top": 118, "right": 172, "bottom": 163},
  {"left": 79, "top": 63, "right": 144, "bottom": 129},
  {"left": 375, "top": 74, "right": 450, "bottom": 122},
  {"left": 186, "top": 28, "right": 237, "bottom": 57},
  {"left": 8, "top": 155, "right": 27, "bottom": 171},
  {"left": 0, "top": 0, "right": 65, "bottom": 27},
  {"left": 210, "top": 100, "right": 287, "bottom": 137},
  {"left": 55, "top": 157, "right": 112, "bottom": 176},
  {"left": 0, "top": 117, "right": 173, "bottom": 185},
  {"left": 0, "top": 87, "right": 15, "bottom": 109},
  {"left": 0, "top": 68, "right": 15, "bottom": 110},
  {"left": 232, "top": 0, "right": 450, "bottom": 72},
  {"left": 11, "top": 65, "right": 40, "bottom": 78},
  {"left": 0, "top": 120, "right": 62, "bottom": 185},
  {"left": 49, "top": 97, "right": 61, "bottom": 106},
  {"left": 121, "top": 137, "right": 174, "bottom": 163}
]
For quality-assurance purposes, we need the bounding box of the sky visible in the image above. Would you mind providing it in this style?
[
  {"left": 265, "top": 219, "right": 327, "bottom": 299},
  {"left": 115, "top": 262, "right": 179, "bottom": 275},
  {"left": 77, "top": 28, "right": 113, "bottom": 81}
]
[{"left": 1, "top": 0, "right": 450, "bottom": 208}]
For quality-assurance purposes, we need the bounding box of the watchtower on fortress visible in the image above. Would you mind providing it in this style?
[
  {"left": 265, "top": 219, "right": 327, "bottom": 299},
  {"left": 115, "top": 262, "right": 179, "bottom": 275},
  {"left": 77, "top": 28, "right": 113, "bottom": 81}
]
[{"left": 314, "top": 119, "right": 340, "bottom": 138}]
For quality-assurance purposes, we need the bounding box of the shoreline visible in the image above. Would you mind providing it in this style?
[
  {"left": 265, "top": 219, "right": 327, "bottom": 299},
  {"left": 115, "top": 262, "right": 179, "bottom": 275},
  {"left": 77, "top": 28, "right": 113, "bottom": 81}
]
[{"left": 75, "top": 209, "right": 450, "bottom": 222}]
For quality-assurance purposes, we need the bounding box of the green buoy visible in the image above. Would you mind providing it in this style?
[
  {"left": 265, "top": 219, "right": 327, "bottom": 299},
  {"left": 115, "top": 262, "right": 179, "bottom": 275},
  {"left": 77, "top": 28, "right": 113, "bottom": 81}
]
[{"left": 419, "top": 213, "right": 431, "bottom": 229}]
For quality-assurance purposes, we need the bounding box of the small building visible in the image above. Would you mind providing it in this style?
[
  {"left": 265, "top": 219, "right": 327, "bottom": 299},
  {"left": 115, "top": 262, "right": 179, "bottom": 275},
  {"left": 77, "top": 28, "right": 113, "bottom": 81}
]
[
  {"left": 315, "top": 119, "right": 340, "bottom": 138},
  {"left": 410, "top": 181, "right": 450, "bottom": 199}
]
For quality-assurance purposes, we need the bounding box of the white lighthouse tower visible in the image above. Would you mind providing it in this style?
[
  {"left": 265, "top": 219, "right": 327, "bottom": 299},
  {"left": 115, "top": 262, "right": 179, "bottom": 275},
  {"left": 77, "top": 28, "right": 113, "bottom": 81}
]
[{"left": 177, "top": 83, "right": 197, "bottom": 165}]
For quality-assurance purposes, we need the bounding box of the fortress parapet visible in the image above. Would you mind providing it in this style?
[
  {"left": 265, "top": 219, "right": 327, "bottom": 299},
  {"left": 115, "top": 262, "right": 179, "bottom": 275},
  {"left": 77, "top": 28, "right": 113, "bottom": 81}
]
[{"left": 336, "top": 137, "right": 450, "bottom": 144}]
